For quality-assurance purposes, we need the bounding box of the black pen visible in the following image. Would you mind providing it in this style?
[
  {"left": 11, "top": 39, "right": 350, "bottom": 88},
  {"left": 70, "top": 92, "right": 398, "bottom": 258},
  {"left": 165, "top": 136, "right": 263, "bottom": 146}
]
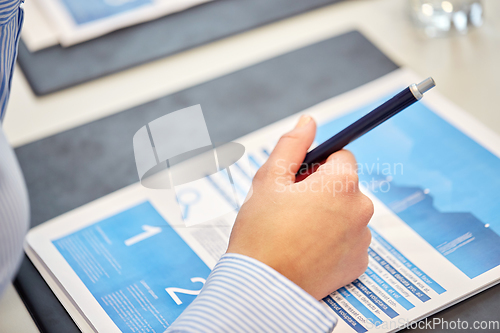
[{"left": 296, "top": 77, "right": 436, "bottom": 175}]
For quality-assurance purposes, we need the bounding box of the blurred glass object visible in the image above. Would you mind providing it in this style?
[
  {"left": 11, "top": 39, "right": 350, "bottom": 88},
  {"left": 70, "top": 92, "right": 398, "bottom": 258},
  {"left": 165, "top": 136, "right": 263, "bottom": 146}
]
[{"left": 410, "top": 0, "right": 483, "bottom": 37}]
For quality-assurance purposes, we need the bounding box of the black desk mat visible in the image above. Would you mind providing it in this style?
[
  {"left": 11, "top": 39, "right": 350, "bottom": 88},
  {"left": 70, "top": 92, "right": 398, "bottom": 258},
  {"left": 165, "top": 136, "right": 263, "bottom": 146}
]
[
  {"left": 18, "top": 0, "right": 343, "bottom": 96},
  {"left": 14, "top": 30, "right": 499, "bottom": 333}
]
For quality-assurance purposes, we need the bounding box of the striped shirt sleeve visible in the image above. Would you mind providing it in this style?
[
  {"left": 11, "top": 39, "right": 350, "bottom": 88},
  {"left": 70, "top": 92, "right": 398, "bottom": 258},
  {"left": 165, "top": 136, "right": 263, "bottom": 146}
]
[
  {"left": 0, "top": 0, "right": 26, "bottom": 298},
  {"left": 0, "top": 125, "right": 29, "bottom": 298},
  {"left": 0, "top": 0, "right": 23, "bottom": 122},
  {"left": 166, "top": 253, "right": 337, "bottom": 333}
]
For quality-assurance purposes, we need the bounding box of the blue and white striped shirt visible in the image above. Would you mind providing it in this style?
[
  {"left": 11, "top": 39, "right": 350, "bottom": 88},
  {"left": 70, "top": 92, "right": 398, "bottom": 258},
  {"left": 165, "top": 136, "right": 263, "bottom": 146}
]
[
  {"left": 0, "top": 2, "right": 337, "bottom": 331},
  {"left": 0, "top": 0, "right": 23, "bottom": 122},
  {"left": 0, "top": 0, "right": 28, "bottom": 299},
  {"left": 167, "top": 253, "right": 337, "bottom": 332}
]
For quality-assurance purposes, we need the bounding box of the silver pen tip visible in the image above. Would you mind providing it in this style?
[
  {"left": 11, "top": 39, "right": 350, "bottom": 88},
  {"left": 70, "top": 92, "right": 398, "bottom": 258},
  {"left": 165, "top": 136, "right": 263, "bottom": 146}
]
[{"left": 416, "top": 77, "right": 436, "bottom": 95}]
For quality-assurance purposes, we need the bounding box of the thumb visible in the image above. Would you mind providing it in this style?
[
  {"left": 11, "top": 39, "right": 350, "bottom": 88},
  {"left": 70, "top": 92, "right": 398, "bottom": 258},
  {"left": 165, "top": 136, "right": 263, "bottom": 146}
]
[{"left": 262, "top": 115, "right": 316, "bottom": 184}]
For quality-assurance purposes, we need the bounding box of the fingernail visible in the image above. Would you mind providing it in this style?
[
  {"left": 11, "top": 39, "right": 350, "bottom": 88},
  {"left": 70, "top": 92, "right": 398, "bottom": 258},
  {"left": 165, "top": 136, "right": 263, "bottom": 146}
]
[{"left": 296, "top": 115, "right": 312, "bottom": 128}]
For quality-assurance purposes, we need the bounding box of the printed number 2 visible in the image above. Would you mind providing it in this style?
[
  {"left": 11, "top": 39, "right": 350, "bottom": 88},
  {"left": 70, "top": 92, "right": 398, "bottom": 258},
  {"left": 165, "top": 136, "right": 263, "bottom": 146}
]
[{"left": 166, "top": 277, "right": 206, "bottom": 305}]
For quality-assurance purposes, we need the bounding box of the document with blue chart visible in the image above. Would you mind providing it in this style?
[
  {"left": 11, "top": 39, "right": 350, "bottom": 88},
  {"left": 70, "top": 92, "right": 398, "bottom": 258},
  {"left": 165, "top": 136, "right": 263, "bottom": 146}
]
[
  {"left": 25, "top": 69, "right": 500, "bottom": 333},
  {"left": 51, "top": 202, "right": 212, "bottom": 331},
  {"left": 35, "top": 0, "right": 212, "bottom": 46}
]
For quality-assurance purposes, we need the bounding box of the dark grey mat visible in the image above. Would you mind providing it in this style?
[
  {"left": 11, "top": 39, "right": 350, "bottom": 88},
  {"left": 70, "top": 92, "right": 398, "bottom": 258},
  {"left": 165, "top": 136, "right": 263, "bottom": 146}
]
[
  {"left": 14, "top": 30, "right": 499, "bottom": 333},
  {"left": 17, "top": 0, "right": 343, "bottom": 96}
]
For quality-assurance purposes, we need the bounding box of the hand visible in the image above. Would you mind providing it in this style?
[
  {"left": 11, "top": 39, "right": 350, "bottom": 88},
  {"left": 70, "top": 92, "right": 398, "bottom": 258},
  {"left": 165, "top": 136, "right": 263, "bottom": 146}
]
[{"left": 227, "top": 115, "right": 374, "bottom": 300}]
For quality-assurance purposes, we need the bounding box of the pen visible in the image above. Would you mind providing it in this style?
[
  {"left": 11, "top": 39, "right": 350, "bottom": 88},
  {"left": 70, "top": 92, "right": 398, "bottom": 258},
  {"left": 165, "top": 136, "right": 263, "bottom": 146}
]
[{"left": 296, "top": 77, "right": 436, "bottom": 175}]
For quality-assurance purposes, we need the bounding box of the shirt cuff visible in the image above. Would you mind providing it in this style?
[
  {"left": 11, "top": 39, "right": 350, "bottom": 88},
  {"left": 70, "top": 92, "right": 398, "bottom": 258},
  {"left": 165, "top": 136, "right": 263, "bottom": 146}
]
[{"left": 167, "top": 253, "right": 337, "bottom": 332}]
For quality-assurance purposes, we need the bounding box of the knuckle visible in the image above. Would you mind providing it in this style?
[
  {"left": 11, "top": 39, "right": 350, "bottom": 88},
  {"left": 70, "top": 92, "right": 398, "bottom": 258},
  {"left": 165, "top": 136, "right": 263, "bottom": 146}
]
[
  {"left": 329, "top": 149, "right": 356, "bottom": 165},
  {"left": 316, "top": 163, "right": 330, "bottom": 174},
  {"left": 360, "top": 253, "right": 369, "bottom": 272},
  {"left": 358, "top": 194, "right": 374, "bottom": 220},
  {"left": 345, "top": 171, "right": 359, "bottom": 184},
  {"left": 278, "top": 131, "right": 301, "bottom": 144},
  {"left": 341, "top": 173, "right": 359, "bottom": 194},
  {"left": 253, "top": 166, "right": 268, "bottom": 184},
  {"left": 339, "top": 149, "right": 355, "bottom": 160},
  {"left": 363, "top": 228, "right": 372, "bottom": 248},
  {"left": 353, "top": 253, "right": 369, "bottom": 278}
]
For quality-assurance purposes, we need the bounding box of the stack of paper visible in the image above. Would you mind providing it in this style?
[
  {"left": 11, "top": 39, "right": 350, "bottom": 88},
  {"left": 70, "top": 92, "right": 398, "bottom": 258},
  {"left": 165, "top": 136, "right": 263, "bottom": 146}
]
[{"left": 21, "top": 0, "right": 212, "bottom": 50}]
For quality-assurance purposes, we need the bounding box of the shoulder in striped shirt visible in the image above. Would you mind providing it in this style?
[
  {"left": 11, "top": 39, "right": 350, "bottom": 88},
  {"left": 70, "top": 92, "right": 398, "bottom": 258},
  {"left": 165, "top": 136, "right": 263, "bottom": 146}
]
[{"left": 0, "top": 0, "right": 24, "bottom": 121}]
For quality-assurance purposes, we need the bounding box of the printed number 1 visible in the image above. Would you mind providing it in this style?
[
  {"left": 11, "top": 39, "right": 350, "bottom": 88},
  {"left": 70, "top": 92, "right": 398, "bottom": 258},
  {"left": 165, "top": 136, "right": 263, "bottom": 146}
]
[
  {"left": 166, "top": 277, "right": 206, "bottom": 305},
  {"left": 124, "top": 225, "right": 162, "bottom": 246}
]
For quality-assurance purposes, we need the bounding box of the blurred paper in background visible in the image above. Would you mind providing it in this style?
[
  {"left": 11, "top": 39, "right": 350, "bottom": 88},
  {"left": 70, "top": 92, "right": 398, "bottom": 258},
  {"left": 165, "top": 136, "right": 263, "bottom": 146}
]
[{"left": 29, "top": 0, "right": 212, "bottom": 48}]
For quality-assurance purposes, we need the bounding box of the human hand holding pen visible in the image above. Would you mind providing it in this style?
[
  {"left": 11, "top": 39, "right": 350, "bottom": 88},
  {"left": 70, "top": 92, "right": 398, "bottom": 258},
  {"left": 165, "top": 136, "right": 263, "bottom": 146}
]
[{"left": 227, "top": 115, "right": 374, "bottom": 300}]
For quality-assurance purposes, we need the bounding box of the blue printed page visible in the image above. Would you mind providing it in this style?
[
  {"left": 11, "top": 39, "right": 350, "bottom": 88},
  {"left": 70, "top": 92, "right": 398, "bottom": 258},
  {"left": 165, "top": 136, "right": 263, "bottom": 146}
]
[
  {"left": 26, "top": 70, "right": 500, "bottom": 333},
  {"left": 41, "top": 148, "right": 270, "bottom": 332},
  {"left": 52, "top": 201, "right": 212, "bottom": 331},
  {"left": 311, "top": 77, "right": 500, "bottom": 332},
  {"left": 316, "top": 96, "right": 500, "bottom": 281},
  {"left": 58, "top": 0, "right": 153, "bottom": 25},
  {"left": 37, "top": 0, "right": 212, "bottom": 46}
]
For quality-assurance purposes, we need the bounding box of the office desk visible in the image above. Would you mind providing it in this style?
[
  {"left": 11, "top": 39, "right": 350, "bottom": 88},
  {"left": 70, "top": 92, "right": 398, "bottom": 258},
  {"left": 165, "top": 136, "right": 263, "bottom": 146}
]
[{"left": 1, "top": 0, "right": 499, "bottom": 331}]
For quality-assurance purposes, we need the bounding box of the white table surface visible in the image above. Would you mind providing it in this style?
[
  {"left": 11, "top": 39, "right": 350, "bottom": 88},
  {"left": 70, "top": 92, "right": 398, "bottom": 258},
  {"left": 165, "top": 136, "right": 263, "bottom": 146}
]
[{"left": 1, "top": 0, "right": 499, "bottom": 331}]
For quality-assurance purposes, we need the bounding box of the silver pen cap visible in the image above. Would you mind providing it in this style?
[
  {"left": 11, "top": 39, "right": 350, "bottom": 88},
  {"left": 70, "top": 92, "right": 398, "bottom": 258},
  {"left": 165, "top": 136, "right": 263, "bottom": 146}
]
[{"left": 410, "top": 77, "right": 436, "bottom": 100}]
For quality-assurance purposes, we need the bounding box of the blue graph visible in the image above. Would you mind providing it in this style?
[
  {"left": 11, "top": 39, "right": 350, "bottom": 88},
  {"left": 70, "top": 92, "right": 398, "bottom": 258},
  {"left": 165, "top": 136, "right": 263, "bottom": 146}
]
[{"left": 317, "top": 94, "right": 500, "bottom": 279}]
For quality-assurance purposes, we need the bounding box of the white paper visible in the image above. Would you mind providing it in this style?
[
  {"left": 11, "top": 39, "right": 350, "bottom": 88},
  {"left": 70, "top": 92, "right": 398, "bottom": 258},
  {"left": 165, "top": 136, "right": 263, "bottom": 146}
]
[{"left": 32, "top": 0, "right": 212, "bottom": 47}]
